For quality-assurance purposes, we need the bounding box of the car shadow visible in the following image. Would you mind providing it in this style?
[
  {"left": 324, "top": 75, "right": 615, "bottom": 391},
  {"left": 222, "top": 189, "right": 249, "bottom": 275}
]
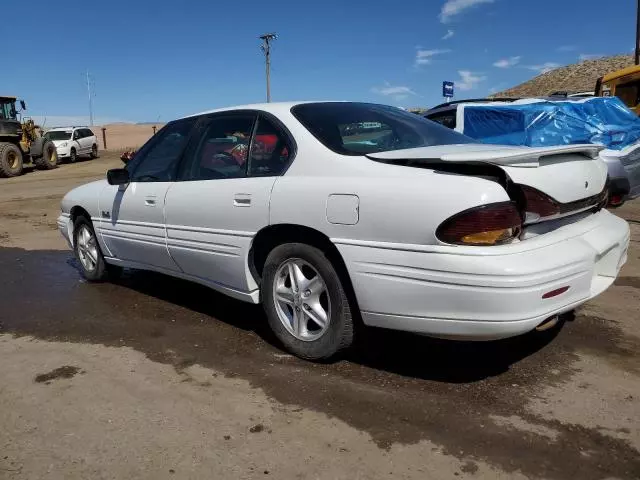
[{"left": 114, "top": 267, "right": 566, "bottom": 384}]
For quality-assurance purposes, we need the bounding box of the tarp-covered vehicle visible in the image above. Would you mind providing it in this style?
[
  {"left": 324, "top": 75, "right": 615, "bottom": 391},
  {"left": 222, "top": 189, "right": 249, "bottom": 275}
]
[{"left": 425, "top": 97, "right": 640, "bottom": 205}]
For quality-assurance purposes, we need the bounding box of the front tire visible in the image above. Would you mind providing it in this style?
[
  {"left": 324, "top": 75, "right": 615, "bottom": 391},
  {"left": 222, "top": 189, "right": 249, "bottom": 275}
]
[
  {"left": 73, "top": 216, "right": 108, "bottom": 281},
  {"left": 262, "top": 243, "right": 354, "bottom": 361},
  {"left": 34, "top": 140, "right": 58, "bottom": 170},
  {"left": 69, "top": 148, "right": 77, "bottom": 163},
  {"left": 0, "top": 143, "right": 24, "bottom": 177}
]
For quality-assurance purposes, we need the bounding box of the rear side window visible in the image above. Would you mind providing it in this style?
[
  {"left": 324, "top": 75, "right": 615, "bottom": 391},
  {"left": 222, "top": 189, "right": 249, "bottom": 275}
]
[
  {"left": 291, "top": 102, "right": 473, "bottom": 156},
  {"left": 248, "top": 116, "right": 291, "bottom": 177},
  {"left": 82, "top": 128, "right": 94, "bottom": 137}
]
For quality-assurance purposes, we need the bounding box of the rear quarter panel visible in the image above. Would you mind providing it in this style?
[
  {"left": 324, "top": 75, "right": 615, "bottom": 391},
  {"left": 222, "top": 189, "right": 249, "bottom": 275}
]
[{"left": 269, "top": 156, "right": 510, "bottom": 246}]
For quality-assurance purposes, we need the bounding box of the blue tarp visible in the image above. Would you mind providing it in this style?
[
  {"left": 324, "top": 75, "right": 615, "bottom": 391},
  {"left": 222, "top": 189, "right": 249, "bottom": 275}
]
[{"left": 461, "top": 97, "right": 640, "bottom": 150}]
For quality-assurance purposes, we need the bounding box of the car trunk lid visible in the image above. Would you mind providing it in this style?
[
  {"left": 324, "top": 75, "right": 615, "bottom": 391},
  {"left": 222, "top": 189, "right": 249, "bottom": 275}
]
[{"left": 366, "top": 143, "right": 608, "bottom": 204}]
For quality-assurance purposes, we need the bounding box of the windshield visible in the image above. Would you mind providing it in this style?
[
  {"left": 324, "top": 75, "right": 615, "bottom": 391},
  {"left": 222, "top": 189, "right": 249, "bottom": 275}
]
[
  {"left": 291, "top": 102, "right": 474, "bottom": 155},
  {"left": 45, "top": 131, "right": 72, "bottom": 141}
]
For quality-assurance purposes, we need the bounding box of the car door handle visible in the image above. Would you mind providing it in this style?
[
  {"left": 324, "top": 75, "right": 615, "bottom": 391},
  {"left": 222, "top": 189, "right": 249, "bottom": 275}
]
[
  {"left": 145, "top": 198, "right": 156, "bottom": 206},
  {"left": 233, "top": 194, "right": 251, "bottom": 207}
]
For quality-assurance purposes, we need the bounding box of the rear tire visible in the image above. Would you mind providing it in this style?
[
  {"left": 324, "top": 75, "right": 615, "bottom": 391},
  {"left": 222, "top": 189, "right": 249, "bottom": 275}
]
[
  {"left": 0, "top": 143, "right": 24, "bottom": 177},
  {"left": 90, "top": 144, "right": 98, "bottom": 159},
  {"left": 34, "top": 140, "right": 58, "bottom": 170},
  {"left": 262, "top": 243, "right": 354, "bottom": 361}
]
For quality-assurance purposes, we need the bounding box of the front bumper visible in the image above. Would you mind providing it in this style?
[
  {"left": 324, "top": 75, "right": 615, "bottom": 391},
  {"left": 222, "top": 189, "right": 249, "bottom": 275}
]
[
  {"left": 57, "top": 213, "right": 73, "bottom": 248},
  {"left": 55, "top": 146, "right": 72, "bottom": 158},
  {"left": 336, "top": 209, "right": 630, "bottom": 340}
]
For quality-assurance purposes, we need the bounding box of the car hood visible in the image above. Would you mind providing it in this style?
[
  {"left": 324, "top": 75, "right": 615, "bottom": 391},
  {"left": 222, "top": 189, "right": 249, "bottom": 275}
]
[{"left": 51, "top": 139, "right": 71, "bottom": 147}]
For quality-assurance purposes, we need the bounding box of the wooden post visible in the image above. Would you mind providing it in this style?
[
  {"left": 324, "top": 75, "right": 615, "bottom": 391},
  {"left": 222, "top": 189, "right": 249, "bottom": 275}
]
[
  {"left": 101, "top": 127, "right": 107, "bottom": 150},
  {"left": 152, "top": 125, "right": 157, "bottom": 135}
]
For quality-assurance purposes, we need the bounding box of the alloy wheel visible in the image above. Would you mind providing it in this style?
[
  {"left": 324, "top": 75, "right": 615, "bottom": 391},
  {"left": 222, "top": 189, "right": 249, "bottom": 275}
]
[
  {"left": 272, "top": 258, "right": 331, "bottom": 341},
  {"left": 76, "top": 225, "right": 99, "bottom": 272}
]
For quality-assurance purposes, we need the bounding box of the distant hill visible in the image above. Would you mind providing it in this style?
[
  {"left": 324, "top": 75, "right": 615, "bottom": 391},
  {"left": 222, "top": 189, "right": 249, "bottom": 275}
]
[{"left": 493, "top": 54, "right": 635, "bottom": 97}]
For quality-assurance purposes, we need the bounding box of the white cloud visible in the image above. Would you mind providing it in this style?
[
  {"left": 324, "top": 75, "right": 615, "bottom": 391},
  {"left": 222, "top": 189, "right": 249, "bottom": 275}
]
[
  {"left": 442, "top": 29, "right": 455, "bottom": 40},
  {"left": 493, "top": 56, "right": 521, "bottom": 68},
  {"left": 523, "top": 62, "right": 561, "bottom": 74},
  {"left": 457, "top": 70, "right": 486, "bottom": 91},
  {"left": 371, "top": 82, "right": 417, "bottom": 101},
  {"left": 557, "top": 45, "right": 576, "bottom": 52},
  {"left": 579, "top": 53, "right": 605, "bottom": 61},
  {"left": 440, "top": 0, "right": 495, "bottom": 23},
  {"left": 414, "top": 48, "right": 451, "bottom": 66}
]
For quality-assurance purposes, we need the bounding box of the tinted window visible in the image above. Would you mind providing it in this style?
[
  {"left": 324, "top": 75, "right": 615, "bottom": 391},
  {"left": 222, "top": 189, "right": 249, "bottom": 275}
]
[
  {"left": 128, "top": 118, "right": 196, "bottom": 182},
  {"left": 179, "top": 115, "right": 255, "bottom": 181},
  {"left": 248, "top": 116, "right": 291, "bottom": 176},
  {"left": 73, "top": 130, "right": 81, "bottom": 140},
  {"left": 615, "top": 80, "right": 640, "bottom": 109},
  {"left": 292, "top": 103, "right": 473, "bottom": 155},
  {"left": 82, "top": 128, "right": 94, "bottom": 137},
  {"left": 426, "top": 111, "right": 457, "bottom": 129}
]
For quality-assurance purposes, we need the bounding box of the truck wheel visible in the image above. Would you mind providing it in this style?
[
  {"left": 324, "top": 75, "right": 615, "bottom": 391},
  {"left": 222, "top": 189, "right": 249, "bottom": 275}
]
[
  {"left": 34, "top": 140, "right": 58, "bottom": 170},
  {"left": 0, "top": 143, "right": 24, "bottom": 177},
  {"left": 90, "top": 144, "right": 98, "bottom": 159}
]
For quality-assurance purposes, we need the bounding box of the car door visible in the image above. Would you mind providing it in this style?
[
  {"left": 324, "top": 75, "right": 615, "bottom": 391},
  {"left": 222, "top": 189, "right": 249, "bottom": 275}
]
[
  {"left": 164, "top": 112, "right": 294, "bottom": 298},
  {"left": 97, "top": 117, "right": 197, "bottom": 271},
  {"left": 80, "top": 129, "right": 93, "bottom": 153},
  {"left": 72, "top": 129, "right": 83, "bottom": 153}
]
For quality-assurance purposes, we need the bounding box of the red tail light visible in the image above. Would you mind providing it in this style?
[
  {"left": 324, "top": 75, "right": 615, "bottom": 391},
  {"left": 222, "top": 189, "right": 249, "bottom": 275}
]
[
  {"left": 437, "top": 202, "right": 522, "bottom": 246},
  {"left": 520, "top": 185, "right": 560, "bottom": 218}
]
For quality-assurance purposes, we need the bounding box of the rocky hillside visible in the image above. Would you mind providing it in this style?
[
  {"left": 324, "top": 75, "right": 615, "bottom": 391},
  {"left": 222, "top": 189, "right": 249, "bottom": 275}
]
[{"left": 493, "top": 54, "right": 635, "bottom": 97}]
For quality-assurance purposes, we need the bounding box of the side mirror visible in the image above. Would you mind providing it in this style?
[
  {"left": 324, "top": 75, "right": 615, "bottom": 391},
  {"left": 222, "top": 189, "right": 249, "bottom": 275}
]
[
  {"left": 107, "top": 168, "right": 130, "bottom": 185},
  {"left": 19, "top": 100, "right": 26, "bottom": 110}
]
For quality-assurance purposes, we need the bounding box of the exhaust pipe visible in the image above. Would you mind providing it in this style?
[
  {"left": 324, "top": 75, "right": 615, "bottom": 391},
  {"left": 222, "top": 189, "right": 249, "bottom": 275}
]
[{"left": 536, "top": 315, "right": 559, "bottom": 332}]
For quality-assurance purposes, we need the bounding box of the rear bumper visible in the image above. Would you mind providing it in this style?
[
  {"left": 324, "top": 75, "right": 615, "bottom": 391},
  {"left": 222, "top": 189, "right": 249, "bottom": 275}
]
[{"left": 336, "top": 210, "right": 629, "bottom": 340}]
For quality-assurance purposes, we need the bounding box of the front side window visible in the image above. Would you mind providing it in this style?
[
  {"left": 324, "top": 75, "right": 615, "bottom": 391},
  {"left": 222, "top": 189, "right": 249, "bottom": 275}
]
[
  {"left": 73, "top": 130, "right": 81, "bottom": 140},
  {"left": 179, "top": 115, "right": 255, "bottom": 181},
  {"left": 248, "top": 116, "right": 291, "bottom": 176},
  {"left": 292, "top": 102, "right": 473, "bottom": 156},
  {"left": 128, "top": 117, "right": 196, "bottom": 182}
]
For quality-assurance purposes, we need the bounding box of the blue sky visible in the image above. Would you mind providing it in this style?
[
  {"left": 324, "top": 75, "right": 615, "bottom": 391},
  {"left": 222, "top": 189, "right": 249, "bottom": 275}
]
[{"left": 3, "top": 0, "right": 636, "bottom": 125}]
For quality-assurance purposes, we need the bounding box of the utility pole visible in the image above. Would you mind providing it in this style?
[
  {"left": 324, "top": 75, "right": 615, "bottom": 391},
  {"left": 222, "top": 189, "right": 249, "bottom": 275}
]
[
  {"left": 636, "top": 0, "right": 640, "bottom": 65},
  {"left": 86, "top": 70, "right": 94, "bottom": 126},
  {"left": 260, "top": 33, "right": 277, "bottom": 102}
]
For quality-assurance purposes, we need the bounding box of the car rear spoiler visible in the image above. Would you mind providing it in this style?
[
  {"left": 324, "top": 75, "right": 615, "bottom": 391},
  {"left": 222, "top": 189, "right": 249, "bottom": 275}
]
[{"left": 367, "top": 144, "right": 604, "bottom": 168}]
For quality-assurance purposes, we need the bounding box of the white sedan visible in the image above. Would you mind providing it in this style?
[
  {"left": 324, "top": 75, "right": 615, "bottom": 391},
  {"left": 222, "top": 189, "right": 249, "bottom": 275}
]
[{"left": 58, "top": 102, "right": 630, "bottom": 360}]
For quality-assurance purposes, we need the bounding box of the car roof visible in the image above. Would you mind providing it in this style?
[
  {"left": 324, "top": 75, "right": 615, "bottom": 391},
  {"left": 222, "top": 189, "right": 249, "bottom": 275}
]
[
  {"left": 48, "top": 126, "right": 89, "bottom": 130},
  {"left": 424, "top": 96, "right": 598, "bottom": 116}
]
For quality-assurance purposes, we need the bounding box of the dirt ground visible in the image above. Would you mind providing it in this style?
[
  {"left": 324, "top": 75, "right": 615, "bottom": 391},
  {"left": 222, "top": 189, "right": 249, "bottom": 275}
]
[
  {"left": 93, "top": 123, "right": 163, "bottom": 151},
  {"left": 0, "top": 155, "right": 639, "bottom": 480}
]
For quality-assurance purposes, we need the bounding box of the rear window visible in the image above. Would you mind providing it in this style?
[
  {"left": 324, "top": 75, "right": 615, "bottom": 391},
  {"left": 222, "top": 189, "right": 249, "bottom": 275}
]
[{"left": 291, "top": 102, "right": 473, "bottom": 156}]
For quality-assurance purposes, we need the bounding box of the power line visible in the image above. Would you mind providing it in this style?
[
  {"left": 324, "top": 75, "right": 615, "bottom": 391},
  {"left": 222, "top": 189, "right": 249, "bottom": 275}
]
[{"left": 260, "top": 33, "right": 277, "bottom": 102}]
